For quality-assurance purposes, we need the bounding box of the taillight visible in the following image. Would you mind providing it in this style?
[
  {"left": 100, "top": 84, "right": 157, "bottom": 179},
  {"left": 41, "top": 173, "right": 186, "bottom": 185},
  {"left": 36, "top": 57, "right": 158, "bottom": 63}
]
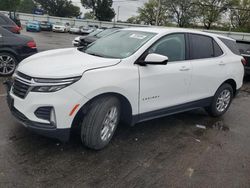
[
  {"left": 11, "top": 26, "right": 21, "bottom": 33},
  {"left": 27, "top": 41, "right": 37, "bottom": 49},
  {"left": 241, "top": 58, "right": 247, "bottom": 66}
]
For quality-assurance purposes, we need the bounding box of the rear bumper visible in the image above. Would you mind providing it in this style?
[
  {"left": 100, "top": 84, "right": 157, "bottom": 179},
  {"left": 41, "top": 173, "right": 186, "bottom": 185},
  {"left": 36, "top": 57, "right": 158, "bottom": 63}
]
[
  {"left": 19, "top": 50, "right": 37, "bottom": 62},
  {"left": 245, "top": 67, "right": 250, "bottom": 75}
]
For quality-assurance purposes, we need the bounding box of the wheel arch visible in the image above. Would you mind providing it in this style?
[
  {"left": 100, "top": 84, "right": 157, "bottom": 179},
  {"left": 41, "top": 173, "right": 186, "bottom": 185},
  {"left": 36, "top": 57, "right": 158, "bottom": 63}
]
[
  {"left": 71, "top": 92, "right": 133, "bottom": 130},
  {"left": 0, "top": 48, "right": 19, "bottom": 62},
  {"left": 221, "top": 78, "right": 237, "bottom": 96}
]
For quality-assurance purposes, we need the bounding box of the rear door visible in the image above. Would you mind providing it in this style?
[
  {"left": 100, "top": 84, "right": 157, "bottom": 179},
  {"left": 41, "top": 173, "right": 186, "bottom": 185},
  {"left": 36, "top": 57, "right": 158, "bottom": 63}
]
[{"left": 188, "top": 34, "right": 225, "bottom": 101}]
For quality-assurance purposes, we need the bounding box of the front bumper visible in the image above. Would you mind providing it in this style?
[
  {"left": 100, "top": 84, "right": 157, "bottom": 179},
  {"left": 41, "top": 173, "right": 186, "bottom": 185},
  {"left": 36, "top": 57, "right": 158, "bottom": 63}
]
[{"left": 4, "top": 79, "right": 88, "bottom": 142}]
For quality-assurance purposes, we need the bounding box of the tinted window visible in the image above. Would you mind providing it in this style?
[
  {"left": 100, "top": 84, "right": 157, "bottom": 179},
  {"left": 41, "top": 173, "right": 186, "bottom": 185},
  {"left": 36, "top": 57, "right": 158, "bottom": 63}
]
[
  {"left": 213, "top": 40, "right": 223, "bottom": 57},
  {"left": 219, "top": 38, "right": 240, "bottom": 55},
  {"left": 190, "top": 34, "right": 214, "bottom": 59},
  {"left": 0, "top": 17, "right": 7, "bottom": 24},
  {"left": 149, "top": 34, "right": 186, "bottom": 62},
  {"left": 237, "top": 41, "right": 250, "bottom": 55}
]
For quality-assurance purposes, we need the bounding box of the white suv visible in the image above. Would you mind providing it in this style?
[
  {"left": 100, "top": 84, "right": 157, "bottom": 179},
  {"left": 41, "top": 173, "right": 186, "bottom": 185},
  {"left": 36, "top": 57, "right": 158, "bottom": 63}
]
[{"left": 6, "top": 28, "right": 244, "bottom": 150}]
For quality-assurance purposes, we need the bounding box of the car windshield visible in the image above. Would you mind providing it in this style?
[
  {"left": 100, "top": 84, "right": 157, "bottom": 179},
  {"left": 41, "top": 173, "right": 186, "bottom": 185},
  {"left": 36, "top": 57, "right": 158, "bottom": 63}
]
[
  {"left": 96, "top": 28, "right": 119, "bottom": 38},
  {"left": 29, "top": 21, "right": 39, "bottom": 24},
  {"left": 84, "top": 30, "right": 156, "bottom": 59},
  {"left": 55, "top": 22, "right": 63, "bottom": 25}
]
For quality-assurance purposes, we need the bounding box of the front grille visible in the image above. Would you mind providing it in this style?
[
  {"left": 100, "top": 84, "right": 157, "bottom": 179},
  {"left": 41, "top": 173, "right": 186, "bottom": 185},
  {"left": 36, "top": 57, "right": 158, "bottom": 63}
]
[
  {"left": 17, "top": 71, "right": 32, "bottom": 80},
  {"left": 34, "top": 107, "right": 52, "bottom": 121},
  {"left": 12, "top": 79, "right": 30, "bottom": 99}
]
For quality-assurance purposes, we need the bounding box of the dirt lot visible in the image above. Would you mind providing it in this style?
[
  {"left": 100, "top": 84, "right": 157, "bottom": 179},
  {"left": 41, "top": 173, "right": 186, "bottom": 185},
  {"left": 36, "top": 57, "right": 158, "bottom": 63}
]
[{"left": 0, "top": 30, "right": 250, "bottom": 187}]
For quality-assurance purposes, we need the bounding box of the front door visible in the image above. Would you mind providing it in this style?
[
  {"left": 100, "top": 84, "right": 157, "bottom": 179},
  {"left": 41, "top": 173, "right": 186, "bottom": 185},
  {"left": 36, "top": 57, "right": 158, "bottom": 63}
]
[{"left": 138, "top": 33, "right": 192, "bottom": 114}]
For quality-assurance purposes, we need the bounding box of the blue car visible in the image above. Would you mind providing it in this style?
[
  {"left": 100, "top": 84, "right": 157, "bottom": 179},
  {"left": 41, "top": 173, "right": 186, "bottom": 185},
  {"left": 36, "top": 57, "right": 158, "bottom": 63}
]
[{"left": 26, "top": 21, "right": 40, "bottom": 32}]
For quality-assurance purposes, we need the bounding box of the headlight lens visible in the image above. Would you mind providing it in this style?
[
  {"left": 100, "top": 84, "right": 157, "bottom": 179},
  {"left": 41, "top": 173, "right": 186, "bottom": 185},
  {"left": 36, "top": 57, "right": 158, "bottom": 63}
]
[{"left": 31, "top": 76, "right": 81, "bottom": 92}]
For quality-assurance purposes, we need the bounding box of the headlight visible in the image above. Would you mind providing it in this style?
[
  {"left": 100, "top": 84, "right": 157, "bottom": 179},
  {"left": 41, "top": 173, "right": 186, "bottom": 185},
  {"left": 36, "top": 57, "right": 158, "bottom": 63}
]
[{"left": 31, "top": 76, "right": 81, "bottom": 92}]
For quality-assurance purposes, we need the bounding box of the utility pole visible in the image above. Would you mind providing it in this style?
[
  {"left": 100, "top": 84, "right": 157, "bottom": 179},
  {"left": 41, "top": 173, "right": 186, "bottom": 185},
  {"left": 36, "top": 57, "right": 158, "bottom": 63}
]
[
  {"left": 117, "top": 6, "right": 120, "bottom": 22},
  {"left": 155, "top": 0, "right": 161, "bottom": 26}
]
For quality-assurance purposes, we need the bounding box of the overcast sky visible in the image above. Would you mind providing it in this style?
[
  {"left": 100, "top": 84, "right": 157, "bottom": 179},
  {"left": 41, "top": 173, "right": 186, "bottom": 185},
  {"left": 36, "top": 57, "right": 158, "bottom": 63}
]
[{"left": 71, "top": 0, "right": 147, "bottom": 21}]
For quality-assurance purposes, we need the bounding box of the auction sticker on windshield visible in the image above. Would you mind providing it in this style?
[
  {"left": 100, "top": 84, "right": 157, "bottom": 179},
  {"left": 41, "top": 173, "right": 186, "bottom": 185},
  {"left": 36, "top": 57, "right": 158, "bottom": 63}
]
[{"left": 129, "top": 33, "right": 147, "bottom": 40}]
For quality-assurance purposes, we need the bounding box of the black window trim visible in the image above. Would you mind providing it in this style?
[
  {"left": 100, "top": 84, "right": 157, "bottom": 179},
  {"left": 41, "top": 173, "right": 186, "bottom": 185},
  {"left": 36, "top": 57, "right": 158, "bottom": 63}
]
[
  {"left": 135, "top": 32, "right": 189, "bottom": 65},
  {"left": 187, "top": 33, "right": 225, "bottom": 61}
]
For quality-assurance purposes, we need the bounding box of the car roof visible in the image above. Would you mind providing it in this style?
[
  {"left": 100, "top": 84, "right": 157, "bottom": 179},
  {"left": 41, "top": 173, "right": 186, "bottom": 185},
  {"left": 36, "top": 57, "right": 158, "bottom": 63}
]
[
  {"left": 0, "top": 13, "right": 16, "bottom": 26},
  {"left": 122, "top": 27, "right": 234, "bottom": 41}
]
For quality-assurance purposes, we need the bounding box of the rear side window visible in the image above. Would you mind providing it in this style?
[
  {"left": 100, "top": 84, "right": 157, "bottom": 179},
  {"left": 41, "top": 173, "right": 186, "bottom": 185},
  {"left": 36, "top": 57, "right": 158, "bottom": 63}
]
[
  {"left": 0, "top": 17, "right": 7, "bottom": 24},
  {"left": 189, "top": 34, "right": 223, "bottom": 59},
  {"left": 213, "top": 40, "right": 223, "bottom": 57},
  {"left": 236, "top": 41, "right": 250, "bottom": 55},
  {"left": 219, "top": 38, "right": 240, "bottom": 55}
]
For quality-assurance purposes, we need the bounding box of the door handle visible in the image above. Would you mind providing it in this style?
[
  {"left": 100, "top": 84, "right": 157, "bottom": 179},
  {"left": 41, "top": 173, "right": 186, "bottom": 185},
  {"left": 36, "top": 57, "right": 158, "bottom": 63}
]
[{"left": 179, "top": 66, "right": 190, "bottom": 71}]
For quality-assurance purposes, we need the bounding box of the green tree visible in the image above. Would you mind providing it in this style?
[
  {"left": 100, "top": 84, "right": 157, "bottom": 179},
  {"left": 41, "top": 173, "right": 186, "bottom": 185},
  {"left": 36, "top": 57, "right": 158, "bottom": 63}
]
[
  {"left": 126, "top": 16, "right": 141, "bottom": 24},
  {"left": 81, "top": 0, "right": 115, "bottom": 21},
  {"left": 18, "top": 0, "right": 36, "bottom": 13},
  {"left": 0, "top": 0, "right": 21, "bottom": 12},
  {"left": 137, "top": 0, "right": 168, "bottom": 25},
  {"left": 164, "top": 0, "right": 198, "bottom": 27},
  {"left": 34, "top": 0, "right": 80, "bottom": 17},
  {"left": 84, "top": 11, "right": 95, "bottom": 19},
  {"left": 197, "top": 0, "right": 235, "bottom": 29},
  {"left": 230, "top": 0, "right": 250, "bottom": 30}
]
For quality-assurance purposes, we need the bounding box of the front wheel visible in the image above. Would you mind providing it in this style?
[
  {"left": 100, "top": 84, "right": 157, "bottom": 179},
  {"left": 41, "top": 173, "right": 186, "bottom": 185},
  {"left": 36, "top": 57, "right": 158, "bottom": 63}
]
[
  {"left": 81, "top": 96, "right": 121, "bottom": 150},
  {"left": 0, "top": 52, "right": 17, "bottom": 76},
  {"left": 206, "top": 83, "right": 233, "bottom": 117}
]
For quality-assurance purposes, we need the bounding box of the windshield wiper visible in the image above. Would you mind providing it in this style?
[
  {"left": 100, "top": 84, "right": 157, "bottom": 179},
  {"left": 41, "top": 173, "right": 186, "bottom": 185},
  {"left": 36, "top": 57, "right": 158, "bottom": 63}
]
[{"left": 86, "top": 52, "right": 105, "bottom": 58}]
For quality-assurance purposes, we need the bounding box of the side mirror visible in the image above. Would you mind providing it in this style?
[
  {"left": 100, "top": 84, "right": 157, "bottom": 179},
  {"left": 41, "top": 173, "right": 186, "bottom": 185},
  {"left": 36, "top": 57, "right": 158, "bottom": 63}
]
[{"left": 143, "top": 53, "right": 168, "bottom": 65}]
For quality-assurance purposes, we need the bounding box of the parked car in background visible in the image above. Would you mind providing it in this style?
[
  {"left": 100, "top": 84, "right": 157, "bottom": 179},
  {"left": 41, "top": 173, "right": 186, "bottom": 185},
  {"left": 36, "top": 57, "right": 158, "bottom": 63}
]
[
  {"left": 80, "top": 25, "right": 97, "bottom": 35},
  {"left": 0, "top": 13, "right": 21, "bottom": 34},
  {"left": 5, "top": 28, "right": 244, "bottom": 149},
  {"left": 79, "top": 27, "right": 121, "bottom": 47},
  {"left": 69, "top": 26, "right": 83, "bottom": 34},
  {"left": 52, "top": 22, "right": 71, "bottom": 33},
  {"left": 237, "top": 40, "right": 250, "bottom": 75},
  {"left": 40, "top": 21, "right": 52, "bottom": 31},
  {"left": 0, "top": 27, "right": 37, "bottom": 76},
  {"left": 72, "top": 29, "right": 104, "bottom": 47},
  {"left": 26, "top": 21, "right": 41, "bottom": 32}
]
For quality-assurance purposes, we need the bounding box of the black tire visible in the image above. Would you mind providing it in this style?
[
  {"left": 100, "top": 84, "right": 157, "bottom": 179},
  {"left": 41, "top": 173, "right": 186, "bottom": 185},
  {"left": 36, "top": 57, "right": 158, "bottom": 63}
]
[
  {"left": 0, "top": 52, "right": 17, "bottom": 76},
  {"left": 206, "top": 83, "right": 233, "bottom": 117},
  {"left": 81, "top": 96, "right": 121, "bottom": 150}
]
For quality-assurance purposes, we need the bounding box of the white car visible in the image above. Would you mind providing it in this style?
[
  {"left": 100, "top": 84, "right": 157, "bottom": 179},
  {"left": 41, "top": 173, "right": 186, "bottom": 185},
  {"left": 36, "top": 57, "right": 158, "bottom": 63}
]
[
  {"left": 52, "top": 22, "right": 70, "bottom": 33},
  {"left": 6, "top": 28, "right": 244, "bottom": 150},
  {"left": 80, "top": 25, "right": 97, "bottom": 35},
  {"left": 69, "top": 26, "right": 83, "bottom": 34}
]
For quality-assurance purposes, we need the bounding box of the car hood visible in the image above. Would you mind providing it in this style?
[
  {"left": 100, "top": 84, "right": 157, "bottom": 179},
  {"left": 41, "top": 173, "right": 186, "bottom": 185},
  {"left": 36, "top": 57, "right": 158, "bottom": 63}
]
[
  {"left": 17, "top": 48, "right": 121, "bottom": 78},
  {"left": 83, "top": 36, "right": 98, "bottom": 43}
]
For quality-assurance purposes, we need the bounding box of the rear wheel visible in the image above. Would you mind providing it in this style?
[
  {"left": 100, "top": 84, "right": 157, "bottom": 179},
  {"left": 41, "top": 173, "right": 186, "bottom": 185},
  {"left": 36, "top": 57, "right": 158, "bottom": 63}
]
[
  {"left": 81, "top": 96, "right": 121, "bottom": 150},
  {"left": 206, "top": 83, "right": 233, "bottom": 117},
  {"left": 0, "top": 52, "right": 17, "bottom": 76}
]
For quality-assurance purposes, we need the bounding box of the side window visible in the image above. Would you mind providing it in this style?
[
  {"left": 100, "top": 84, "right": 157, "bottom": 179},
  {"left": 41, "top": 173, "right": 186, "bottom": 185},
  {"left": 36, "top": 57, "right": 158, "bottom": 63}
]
[
  {"left": 219, "top": 38, "right": 240, "bottom": 55},
  {"left": 148, "top": 34, "right": 186, "bottom": 62},
  {"left": 213, "top": 40, "right": 223, "bottom": 57},
  {"left": 190, "top": 34, "right": 214, "bottom": 59},
  {"left": 0, "top": 17, "right": 7, "bottom": 24}
]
